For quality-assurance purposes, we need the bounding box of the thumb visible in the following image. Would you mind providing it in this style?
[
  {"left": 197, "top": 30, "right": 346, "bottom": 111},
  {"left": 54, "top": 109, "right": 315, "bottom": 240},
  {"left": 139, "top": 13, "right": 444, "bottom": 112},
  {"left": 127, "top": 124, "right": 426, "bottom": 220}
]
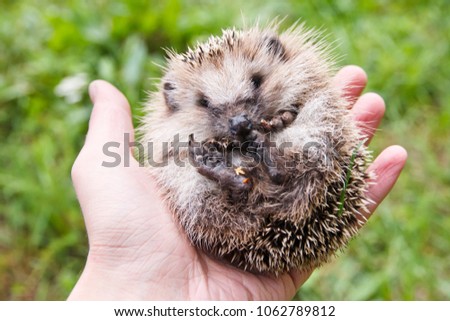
[
  {"left": 85, "top": 80, "right": 135, "bottom": 150},
  {"left": 72, "top": 80, "right": 138, "bottom": 190}
]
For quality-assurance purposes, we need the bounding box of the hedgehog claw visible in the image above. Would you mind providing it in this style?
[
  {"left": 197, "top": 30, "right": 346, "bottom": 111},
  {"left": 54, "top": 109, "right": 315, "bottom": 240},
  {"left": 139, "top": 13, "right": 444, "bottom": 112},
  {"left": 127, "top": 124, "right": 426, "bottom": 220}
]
[
  {"left": 250, "top": 131, "right": 287, "bottom": 185},
  {"left": 188, "top": 134, "right": 203, "bottom": 167},
  {"left": 189, "top": 135, "right": 252, "bottom": 199},
  {"left": 260, "top": 110, "right": 297, "bottom": 133}
]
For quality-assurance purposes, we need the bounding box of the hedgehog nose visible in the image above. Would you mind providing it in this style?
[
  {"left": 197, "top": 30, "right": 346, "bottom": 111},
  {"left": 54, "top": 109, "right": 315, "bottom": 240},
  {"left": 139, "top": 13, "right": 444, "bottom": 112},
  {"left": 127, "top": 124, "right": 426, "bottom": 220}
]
[{"left": 229, "top": 114, "right": 252, "bottom": 137}]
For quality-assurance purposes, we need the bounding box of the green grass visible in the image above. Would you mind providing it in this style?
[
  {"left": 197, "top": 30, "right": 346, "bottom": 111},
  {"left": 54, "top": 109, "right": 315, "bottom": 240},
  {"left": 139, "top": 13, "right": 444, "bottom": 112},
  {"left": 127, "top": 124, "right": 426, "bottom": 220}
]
[{"left": 0, "top": 0, "right": 449, "bottom": 300}]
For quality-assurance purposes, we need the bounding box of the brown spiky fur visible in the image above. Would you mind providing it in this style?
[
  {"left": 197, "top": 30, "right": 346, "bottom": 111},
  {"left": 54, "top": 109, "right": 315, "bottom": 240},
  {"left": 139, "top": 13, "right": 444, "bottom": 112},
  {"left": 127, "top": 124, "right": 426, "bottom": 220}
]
[{"left": 139, "top": 22, "right": 371, "bottom": 275}]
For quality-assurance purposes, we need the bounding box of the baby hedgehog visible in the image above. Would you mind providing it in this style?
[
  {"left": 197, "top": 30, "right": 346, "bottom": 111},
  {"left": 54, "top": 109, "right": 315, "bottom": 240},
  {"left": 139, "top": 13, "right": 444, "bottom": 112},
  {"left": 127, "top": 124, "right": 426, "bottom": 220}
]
[{"left": 139, "top": 23, "right": 371, "bottom": 275}]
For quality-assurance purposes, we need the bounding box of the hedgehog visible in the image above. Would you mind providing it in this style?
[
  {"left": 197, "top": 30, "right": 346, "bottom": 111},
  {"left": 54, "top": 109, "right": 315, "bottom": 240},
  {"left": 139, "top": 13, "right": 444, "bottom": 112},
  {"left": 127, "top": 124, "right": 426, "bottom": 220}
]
[{"left": 139, "top": 22, "right": 371, "bottom": 275}]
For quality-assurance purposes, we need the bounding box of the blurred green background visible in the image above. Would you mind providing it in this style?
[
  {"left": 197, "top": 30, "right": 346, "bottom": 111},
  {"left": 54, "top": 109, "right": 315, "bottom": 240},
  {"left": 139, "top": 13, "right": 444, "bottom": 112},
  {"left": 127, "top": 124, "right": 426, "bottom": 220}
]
[{"left": 1, "top": 0, "right": 449, "bottom": 300}]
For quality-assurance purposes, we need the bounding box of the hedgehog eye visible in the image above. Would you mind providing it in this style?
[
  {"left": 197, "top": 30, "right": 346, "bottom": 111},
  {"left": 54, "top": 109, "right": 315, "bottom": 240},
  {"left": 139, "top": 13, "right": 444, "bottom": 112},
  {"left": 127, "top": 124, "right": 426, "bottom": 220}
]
[
  {"left": 197, "top": 95, "right": 210, "bottom": 108},
  {"left": 251, "top": 74, "right": 263, "bottom": 89}
]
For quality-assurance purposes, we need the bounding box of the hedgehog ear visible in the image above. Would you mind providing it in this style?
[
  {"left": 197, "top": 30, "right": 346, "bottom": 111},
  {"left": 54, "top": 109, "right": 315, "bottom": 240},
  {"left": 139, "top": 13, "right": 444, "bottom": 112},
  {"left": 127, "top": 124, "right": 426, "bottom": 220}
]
[
  {"left": 265, "top": 36, "right": 286, "bottom": 60},
  {"left": 162, "top": 81, "right": 179, "bottom": 111}
]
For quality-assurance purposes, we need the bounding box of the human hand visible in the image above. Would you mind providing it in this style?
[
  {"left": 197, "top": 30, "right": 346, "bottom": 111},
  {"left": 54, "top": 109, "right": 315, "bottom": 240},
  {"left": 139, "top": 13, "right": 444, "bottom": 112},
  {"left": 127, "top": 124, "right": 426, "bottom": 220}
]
[{"left": 68, "top": 66, "right": 407, "bottom": 300}]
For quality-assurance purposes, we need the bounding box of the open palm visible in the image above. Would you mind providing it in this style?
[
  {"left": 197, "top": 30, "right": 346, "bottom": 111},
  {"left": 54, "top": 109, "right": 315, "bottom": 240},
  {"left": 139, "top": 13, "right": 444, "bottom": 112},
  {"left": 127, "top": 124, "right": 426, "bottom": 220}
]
[{"left": 69, "top": 66, "right": 406, "bottom": 300}]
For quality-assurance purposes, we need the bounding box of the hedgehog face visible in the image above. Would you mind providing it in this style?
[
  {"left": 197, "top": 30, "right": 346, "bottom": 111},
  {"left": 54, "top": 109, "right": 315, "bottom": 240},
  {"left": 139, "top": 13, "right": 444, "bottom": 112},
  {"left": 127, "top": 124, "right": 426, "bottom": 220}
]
[{"left": 160, "top": 29, "right": 325, "bottom": 143}]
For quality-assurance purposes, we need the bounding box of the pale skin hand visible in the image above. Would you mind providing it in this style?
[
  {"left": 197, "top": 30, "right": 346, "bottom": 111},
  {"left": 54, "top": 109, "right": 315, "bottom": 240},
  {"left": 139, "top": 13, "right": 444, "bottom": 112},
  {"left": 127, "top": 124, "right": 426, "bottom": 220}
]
[{"left": 69, "top": 66, "right": 407, "bottom": 300}]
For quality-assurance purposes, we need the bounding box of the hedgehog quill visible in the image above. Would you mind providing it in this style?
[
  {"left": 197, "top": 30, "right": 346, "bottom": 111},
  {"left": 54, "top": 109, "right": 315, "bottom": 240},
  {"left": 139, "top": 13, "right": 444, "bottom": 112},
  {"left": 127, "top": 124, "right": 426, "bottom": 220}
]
[{"left": 139, "top": 23, "right": 371, "bottom": 275}]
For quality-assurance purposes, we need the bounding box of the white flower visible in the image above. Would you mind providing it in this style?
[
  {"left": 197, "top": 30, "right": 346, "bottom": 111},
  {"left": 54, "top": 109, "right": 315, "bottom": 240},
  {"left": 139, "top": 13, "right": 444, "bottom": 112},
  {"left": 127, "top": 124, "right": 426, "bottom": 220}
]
[{"left": 54, "top": 73, "right": 89, "bottom": 104}]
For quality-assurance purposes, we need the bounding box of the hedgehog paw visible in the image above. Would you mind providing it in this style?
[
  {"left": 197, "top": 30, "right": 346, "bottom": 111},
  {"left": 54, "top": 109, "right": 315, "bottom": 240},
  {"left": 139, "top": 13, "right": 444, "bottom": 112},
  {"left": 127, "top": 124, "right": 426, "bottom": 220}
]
[
  {"left": 260, "top": 110, "right": 297, "bottom": 132},
  {"left": 189, "top": 134, "right": 253, "bottom": 199}
]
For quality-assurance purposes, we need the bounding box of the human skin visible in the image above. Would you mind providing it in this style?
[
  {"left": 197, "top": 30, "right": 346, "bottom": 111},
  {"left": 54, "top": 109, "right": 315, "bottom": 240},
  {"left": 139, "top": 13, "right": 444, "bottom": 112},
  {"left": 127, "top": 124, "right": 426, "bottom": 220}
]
[{"left": 69, "top": 66, "right": 407, "bottom": 300}]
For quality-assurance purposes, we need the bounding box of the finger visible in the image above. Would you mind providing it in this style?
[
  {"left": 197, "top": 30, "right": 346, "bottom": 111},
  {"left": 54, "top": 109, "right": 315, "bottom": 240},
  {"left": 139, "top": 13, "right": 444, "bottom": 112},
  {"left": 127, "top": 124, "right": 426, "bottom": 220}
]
[
  {"left": 364, "top": 145, "right": 408, "bottom": 218},
  {"left": 289, "top": 146, "right": 406, "bottom": 291},
  {"left": 289, "top": 269, "right": 313, "bottom": 290},
  {"left": 72, "top": 80, "right": 138, "bottom": 186},
  {"left": 351, "top": 93, "right": 386, "bottom": 145},
  {"left": 332, "top": 65, "right": 367, "bottom": 101},
  {"left": 86, "top": 80, "right": 135, "bottom": 147}
]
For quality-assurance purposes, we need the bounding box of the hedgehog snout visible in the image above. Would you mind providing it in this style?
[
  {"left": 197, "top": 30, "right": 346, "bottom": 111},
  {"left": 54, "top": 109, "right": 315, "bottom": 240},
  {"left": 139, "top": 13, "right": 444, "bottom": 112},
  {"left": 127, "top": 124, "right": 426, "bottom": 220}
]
[{"left": 229, "top": 113, "right": 253, "bottom": 137}]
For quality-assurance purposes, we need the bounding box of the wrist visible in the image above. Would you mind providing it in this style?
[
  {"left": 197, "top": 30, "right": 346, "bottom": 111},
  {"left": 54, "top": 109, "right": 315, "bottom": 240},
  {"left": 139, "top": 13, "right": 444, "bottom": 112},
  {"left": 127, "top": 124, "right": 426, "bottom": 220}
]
[
  {"left": 68, "top": 259, "right": 144, "bottom": 300},
  {"left": 68, "top": 251, "right": 190, "bottom": 300}
]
